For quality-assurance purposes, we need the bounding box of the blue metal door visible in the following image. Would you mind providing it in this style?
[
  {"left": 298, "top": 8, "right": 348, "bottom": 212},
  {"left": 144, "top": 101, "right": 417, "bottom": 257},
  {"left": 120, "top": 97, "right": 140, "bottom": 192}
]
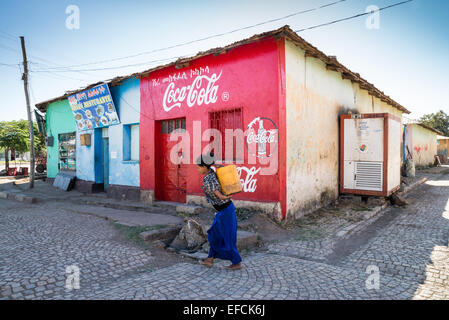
[{"left": 103, "top": 137, "right": 109, "bottom": 189}]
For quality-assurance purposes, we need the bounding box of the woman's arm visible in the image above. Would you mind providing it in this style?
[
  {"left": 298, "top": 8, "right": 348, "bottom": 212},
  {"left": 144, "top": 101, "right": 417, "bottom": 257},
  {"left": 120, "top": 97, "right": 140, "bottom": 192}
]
[{"left": 213, "top": 190, "right": 232, "bottom": 201}]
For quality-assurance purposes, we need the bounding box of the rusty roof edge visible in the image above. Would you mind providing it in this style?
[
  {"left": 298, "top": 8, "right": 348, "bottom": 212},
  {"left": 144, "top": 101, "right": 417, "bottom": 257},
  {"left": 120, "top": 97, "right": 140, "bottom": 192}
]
[
  {"left": 35, "top": 74, "right": 135, "bottom": 112},
  {"left": 36, "top": 25, "right": 410, "bottom": 115}
]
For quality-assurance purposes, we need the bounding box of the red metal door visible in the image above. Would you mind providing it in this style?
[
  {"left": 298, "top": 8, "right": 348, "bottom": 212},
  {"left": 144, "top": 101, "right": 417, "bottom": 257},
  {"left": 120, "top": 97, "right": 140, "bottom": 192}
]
[{"left": 156, "top": 118, "right": 187, "bottom": 203}]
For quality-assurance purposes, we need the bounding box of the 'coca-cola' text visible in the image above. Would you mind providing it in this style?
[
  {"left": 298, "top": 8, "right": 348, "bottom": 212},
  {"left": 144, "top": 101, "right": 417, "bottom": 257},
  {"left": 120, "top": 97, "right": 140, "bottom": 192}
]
[{"left": 162, "top": 71, "right": 222, "bottom": 112}]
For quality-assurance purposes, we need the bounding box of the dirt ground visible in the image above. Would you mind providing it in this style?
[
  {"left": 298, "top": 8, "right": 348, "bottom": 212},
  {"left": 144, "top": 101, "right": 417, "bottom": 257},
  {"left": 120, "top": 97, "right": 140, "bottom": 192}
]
[{"left": 178, "top": 195, "right": 386, "bottom": 249}]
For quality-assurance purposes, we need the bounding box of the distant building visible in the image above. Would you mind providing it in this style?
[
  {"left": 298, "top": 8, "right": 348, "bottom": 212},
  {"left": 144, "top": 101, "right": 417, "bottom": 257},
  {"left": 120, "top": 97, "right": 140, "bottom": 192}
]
[
  {"left": 404, "top": 123, "right": 441, "bottom": 167},
  {"left": 437, "top": 135, "right": 449, "bottom": 164}
]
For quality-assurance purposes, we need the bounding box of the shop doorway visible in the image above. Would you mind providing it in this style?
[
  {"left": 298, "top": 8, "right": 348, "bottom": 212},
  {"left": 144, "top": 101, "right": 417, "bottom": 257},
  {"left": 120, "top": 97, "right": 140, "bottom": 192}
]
[
  {"left": 155, "top": 118, "right": 187, "bottom": 203},
  {"left": 58, "top": 132, "right": 76, "bottom": 173}
]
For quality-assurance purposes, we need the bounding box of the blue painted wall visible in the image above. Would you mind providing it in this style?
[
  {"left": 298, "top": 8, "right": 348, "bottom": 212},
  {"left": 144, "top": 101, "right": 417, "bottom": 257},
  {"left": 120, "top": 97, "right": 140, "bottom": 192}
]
[
  {"left": 76, "top": 128, "right": 103, "bottom": 183},
  {"left": 108, "top": 78, "right": 140, "bottom": 187},
  {"left": 75, "top": 77, "right": 140, "bottom": 187}
]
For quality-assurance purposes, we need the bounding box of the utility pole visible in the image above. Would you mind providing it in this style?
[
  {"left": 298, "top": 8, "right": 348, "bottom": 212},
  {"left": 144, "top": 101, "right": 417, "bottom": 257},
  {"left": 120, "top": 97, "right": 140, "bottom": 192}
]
[{"left": 20, "top": 36, "right": 35, "bottom": 188}]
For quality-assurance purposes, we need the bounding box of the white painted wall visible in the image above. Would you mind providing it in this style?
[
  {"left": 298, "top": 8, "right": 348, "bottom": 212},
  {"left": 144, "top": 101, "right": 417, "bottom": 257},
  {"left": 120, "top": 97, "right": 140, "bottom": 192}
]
[{"left": 285, "top": 39, "right": 404, "bottom": 219}]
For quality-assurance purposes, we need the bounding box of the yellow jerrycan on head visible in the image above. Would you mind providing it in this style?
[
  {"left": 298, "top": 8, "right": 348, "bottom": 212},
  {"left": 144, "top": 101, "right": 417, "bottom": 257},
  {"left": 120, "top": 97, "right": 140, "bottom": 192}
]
[{"left": 215, "top": 164, "right": 242, "bottom": 196}]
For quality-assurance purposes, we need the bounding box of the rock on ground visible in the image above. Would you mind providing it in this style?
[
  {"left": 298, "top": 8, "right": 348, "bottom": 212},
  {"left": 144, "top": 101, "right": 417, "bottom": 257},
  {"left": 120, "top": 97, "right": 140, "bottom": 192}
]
[{"left": 170, "top": 218, "right": 207, "bottom": 251}]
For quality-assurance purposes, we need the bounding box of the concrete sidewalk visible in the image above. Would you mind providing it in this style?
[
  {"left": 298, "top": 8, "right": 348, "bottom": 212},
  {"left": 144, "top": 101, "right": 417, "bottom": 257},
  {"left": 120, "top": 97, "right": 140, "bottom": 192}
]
[
  {"left": 67, "top": 204, "right": 182, "bottom": 227},
  {"left": 0, "top": 179, "right": 184, "bottom": 228}
]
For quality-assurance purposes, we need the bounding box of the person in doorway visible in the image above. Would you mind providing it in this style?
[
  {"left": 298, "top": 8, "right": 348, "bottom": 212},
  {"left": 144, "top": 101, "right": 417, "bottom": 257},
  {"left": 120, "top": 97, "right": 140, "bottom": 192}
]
[{"left": 196, "top": 153, "right": 242, "bottom": 270}]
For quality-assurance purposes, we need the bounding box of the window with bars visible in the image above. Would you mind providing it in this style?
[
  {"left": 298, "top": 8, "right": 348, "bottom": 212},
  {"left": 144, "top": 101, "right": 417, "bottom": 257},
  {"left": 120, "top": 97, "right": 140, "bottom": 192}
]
[
  {"left": 160, "top": 118, "right": 186, "bottom": 134},
  {"left": 209, "top": 108, "right": 243, "bottom": 163}
]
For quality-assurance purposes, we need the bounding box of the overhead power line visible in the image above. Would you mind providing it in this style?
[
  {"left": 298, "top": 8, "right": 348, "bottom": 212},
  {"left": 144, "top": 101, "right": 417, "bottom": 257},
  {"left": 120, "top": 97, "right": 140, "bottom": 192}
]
[
  {"left": 29, "top": 0, "right": 413, "bottom": 74},
  {"left": 32, "top": 0, "right": 348, "bottom": 70},
  {"left": 0, "top": 29, "right": 17, "bottom": 41},
  {"left": 30, "top": 52, "right": 198, "bottom": 73},
  {"left": 30, "top": 68, "right": 88, "bottom": 82},
  {"left": 1, "top": 30, "right": 97, "bottom": 77},
  {"left": 0, "top": 62, "right": 20, "bottom": 69},
  {"left": 295, "top": 0, "right": 413, "bottom": 32},
  {"left": 0, "top": 43, "right": 19, "bottom": 53}
]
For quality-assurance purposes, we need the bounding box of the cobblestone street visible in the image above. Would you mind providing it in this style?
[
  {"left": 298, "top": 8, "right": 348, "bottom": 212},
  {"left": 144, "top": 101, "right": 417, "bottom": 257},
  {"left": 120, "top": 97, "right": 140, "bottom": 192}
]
[{"left": 1, "top": 171, "right": 448, "bottom": 300}]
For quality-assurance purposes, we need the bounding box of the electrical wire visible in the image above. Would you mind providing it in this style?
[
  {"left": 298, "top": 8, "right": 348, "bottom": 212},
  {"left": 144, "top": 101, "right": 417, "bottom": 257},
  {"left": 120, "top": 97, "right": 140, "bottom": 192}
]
[
  {"left": 0, "top": 62, "right": 20, "bottom": 69},
  {"left": 295, "top": 0, "right": 413, "bottom": 32},
  {"left": 1, "top": 31, "right": 97, "bottom": 77},
  {"left": 29, "top": 68, "right": 88, "bottom": 82},
  {"left": 0, "top": 29, "right": 17, "bottom": 41},
  {"left": 0, "top": 43, "right": 19, "bottom": 53},
  {"left": 31, "top": 0, "right": 348, "bottom": 70},
  {"left": 29, "top": 0, "right": 413, "bottom": 74},
  {"left": 30, "top": 52, "right": 199, "bottom": 73}
]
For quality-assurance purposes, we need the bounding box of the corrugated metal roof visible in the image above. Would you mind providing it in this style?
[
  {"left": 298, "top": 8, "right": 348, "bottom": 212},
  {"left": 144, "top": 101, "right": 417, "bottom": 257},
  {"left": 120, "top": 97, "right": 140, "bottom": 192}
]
[{"left": 35, "top": 25, "right": 410, "bottom": 114}]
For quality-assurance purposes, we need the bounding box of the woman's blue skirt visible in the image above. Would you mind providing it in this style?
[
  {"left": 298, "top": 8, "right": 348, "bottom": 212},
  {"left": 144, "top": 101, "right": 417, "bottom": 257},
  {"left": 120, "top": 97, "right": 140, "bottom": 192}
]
[{"left": 207, "top": 202, "right": 242, "bottom": 265}]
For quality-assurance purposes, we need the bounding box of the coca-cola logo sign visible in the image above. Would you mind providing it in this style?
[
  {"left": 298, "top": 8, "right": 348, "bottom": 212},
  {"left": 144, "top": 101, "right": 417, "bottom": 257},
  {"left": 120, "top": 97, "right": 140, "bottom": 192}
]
[
  {"left": 236, "top": 166, "right": 261, "bottom": 193},
  {"left": 156, "top": 68, "right": 222, "bottom": 112},
  {"left": 245, "top": 117, "right": 278, "bottom": 158}
]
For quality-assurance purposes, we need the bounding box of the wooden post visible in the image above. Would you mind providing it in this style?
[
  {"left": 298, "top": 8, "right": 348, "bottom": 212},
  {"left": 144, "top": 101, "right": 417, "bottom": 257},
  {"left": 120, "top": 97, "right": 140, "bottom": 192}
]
[{"left": 20, "top": 36, "right": 35, "bottom": 188}]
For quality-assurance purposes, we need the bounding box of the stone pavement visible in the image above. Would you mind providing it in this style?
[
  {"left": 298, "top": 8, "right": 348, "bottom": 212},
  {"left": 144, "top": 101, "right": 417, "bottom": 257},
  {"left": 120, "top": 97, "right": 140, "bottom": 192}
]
[{"left": 1, "top": 170, "right": 448, "bottom": 300}]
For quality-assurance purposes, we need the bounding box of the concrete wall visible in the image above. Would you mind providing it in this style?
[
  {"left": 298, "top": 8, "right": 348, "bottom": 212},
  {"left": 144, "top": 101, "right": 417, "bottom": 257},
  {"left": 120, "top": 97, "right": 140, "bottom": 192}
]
[
  {"left": 284, "top": 39, "right": 404, "bottom": 219},
  {"left": 45, "top": 100, "right": 76, "bottom": 178},
  {"left": 408, "top": 124, "right": 437, "bottom": 167}
]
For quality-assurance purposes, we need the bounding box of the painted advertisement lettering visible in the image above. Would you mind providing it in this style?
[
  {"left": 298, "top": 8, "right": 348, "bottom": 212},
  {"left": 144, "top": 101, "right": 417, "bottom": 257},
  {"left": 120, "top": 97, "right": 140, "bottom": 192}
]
[
  {"left": 245, "top": 117, "right": 278, "bottom": 158},
  {"left": 161, "top": 70, "right": 222, "bottom": 112},
  {"left": 236, "top": 166, "right": 261, "bottom": 193}
]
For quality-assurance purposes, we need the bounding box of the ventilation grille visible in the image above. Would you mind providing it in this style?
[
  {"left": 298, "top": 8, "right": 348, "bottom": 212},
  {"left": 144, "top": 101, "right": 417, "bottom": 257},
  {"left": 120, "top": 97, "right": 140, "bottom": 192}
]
[{"left": 355, "top": 162, "right": 383, "bottom": 191}]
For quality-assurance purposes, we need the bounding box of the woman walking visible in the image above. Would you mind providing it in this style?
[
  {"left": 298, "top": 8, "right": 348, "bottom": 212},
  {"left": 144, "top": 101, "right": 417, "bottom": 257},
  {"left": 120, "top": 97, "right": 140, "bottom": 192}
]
[{"left": 196, "top": 153, "right": 242, "bottom": 270}]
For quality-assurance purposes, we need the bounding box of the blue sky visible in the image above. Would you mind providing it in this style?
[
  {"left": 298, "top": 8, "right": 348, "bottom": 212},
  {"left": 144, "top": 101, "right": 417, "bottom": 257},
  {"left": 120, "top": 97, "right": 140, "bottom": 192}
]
[{"left": 0, "top": 0, "right": 448, "bottom": 121}]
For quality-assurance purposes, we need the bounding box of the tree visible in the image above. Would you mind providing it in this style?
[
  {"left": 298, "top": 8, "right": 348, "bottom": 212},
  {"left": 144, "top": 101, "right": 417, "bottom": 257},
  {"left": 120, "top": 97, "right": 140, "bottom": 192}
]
[
  {"left": 33, "top": 122, "right": 46, "bottom": 156},
  {"left": 419, "top": 110, "right": 449, "bottom": 136},
  {"left": 0, "top": 120, "right": 44, "bottom": 172}
]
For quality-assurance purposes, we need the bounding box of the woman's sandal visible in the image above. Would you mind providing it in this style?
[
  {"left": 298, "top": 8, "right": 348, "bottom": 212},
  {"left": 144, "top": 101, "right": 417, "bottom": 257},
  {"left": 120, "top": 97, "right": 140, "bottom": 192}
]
[
  {"left": 199, "top": 259, "right": 214, "bottom": 267},
  {"left": 226, "top": 263, "right": 243, "bottom": 270}
]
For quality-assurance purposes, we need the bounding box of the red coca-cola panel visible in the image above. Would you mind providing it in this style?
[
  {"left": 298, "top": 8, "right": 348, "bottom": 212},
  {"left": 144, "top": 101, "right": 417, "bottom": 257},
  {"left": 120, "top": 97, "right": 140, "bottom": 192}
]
[{"left": 140, "top": 37, "right": 286, "bottom": 208}]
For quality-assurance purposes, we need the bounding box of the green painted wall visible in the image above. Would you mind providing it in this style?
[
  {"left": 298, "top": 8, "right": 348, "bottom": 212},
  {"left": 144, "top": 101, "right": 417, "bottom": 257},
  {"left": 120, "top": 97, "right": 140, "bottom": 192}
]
[{"left": 46, "top": 99, "right": 76, "bottom": 178}]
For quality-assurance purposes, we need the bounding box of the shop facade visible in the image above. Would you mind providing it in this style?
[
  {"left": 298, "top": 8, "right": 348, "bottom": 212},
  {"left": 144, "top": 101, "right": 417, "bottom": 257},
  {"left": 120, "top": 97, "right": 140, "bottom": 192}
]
[
  {"left": 44, "top": 99, "right": 77, "bottom": 180},
  {"left": 139, "top": 36, "right": 283, "bottom": 215},
  {"left": 37, "top": 77, "right": 141, "bottom": 200},
  {"left": 138, "top": 26, "right": 410, "bottom": 220},
  {"left": 38, "top": 26, "right": 411, "bottom": 220}
]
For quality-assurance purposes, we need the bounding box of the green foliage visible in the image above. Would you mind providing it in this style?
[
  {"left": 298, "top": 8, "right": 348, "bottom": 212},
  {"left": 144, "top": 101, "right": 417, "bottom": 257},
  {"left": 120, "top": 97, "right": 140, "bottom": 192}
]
[
  {"left": 419, "top": 110, "right": 449, "bottom": 136},
  {"left": 33, "top": 122, "right": 46, "bottom": 155},
  {"left": 0, "top": 120, "right": 29, "bottom": 153},
  {"left": 0, "top": 119, "right": 46, "bottom": 155}
]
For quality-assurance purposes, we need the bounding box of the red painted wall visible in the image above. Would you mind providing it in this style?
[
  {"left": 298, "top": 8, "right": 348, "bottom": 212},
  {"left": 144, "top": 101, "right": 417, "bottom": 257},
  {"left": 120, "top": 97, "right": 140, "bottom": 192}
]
[{"left": 140, "top": 37, "right": 286, "bottom": 211}]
